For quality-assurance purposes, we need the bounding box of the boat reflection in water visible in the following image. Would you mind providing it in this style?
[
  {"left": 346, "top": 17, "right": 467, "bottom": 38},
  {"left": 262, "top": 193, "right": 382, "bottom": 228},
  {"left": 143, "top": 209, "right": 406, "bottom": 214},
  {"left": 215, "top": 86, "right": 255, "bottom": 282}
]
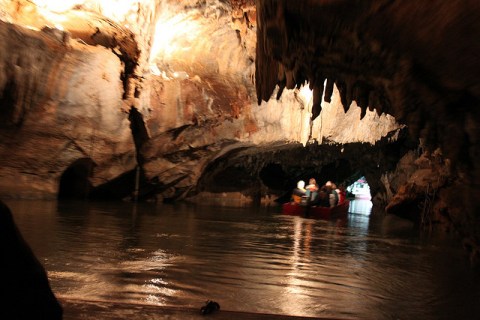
[{"left": 6, "top": 199, "right": 480, "bottom": 320}]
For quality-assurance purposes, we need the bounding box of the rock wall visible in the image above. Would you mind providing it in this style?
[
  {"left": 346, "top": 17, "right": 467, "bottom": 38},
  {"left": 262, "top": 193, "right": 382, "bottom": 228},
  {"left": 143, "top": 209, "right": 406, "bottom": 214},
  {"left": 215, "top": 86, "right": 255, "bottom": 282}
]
[
  {"left": 255, "top": 0, "right": 480, "bottom": 262},
  {"left": 1, "top": 0, "right": 477, "bottom": 260},
  {"left": 0, "top": 0, "right": 402, "bottom": 202},
  {"left": 0, "top": 18, "right": 136, "bottom": 199}
]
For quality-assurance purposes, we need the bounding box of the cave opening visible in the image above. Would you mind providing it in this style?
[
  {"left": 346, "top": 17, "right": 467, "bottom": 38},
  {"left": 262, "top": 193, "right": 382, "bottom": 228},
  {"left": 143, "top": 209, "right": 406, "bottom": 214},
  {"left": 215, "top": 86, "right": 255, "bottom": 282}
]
[
  {"left": 347, "top": 176, "right": 373, "bottom": 215},
  {"left": 206, "top": 165, "right": 256, "bottom": 193},
  {"left": 347, "top": 176, "right": 371, "bottom": 200},
  {"left": 0, "top": 79, "right": 17, "bottom": 127},
  {"left": 316, "top": 158, "right": 353, "bottom": 188},
  {"left": 58, "top": 158, "right": 95, "bottom": 200},
  {"left": 259, "top": 163, "right": 288, "bottom": 191}
]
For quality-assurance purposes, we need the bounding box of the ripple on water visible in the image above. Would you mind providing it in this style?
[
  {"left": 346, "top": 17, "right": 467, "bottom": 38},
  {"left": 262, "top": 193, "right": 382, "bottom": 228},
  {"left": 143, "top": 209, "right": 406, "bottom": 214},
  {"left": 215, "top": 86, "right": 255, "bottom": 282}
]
[{"left": 6, "top": 200, "right": 480, "bottom": 320}]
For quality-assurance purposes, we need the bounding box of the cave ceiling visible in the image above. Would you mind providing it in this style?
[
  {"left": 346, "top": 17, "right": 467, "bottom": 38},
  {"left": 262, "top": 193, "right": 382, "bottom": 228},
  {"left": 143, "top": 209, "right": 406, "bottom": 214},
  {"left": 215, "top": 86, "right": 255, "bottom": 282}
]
[
  {"left": 256, "top": 0, "right": 480, "bottom": 167},
  {"left": 0, "top": 0, "right": 407, "bottom": 202},
  {"left": 254, "top": 0, "right": 480, "bottom": 259},
  {"left": 0, "top": 0, "right": 478, "bottom": 212}
]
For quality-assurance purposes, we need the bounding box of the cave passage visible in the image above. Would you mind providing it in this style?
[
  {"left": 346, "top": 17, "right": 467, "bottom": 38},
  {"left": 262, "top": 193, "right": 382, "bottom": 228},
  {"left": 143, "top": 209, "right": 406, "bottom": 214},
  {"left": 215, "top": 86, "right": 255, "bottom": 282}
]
[
  {"left": 347, "top": 176, "right": 372, "bottom": 200},
  {"left": 58, "top": 158, "right": 95, "bottom": 200}
]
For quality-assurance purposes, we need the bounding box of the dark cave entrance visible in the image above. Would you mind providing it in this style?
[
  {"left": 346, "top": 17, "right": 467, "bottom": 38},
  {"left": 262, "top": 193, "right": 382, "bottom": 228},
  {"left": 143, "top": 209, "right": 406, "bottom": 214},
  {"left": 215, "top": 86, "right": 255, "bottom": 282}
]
[
  {"left": 201, "top": 165, "right": 257, "bottom": 193},
  {"left": 58, "top": 158, "right": 95, "bottom": 200},
  {"left": 259, "top": 163, "right": 288, "bottom": 190},
  {"left": 0, "top": 79, "right": 18, "bottom": 127}
]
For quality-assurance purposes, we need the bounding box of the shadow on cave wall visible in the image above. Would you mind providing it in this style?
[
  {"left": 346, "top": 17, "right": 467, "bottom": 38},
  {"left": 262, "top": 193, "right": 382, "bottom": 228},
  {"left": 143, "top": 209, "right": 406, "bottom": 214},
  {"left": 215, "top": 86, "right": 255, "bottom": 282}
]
[
  {"left": 58, "top": 159, "right": 143, "bottom": 201},
  {"left": 196, "top": 144, "right": 371, "bottom": 203},
  {"left": 0, "top": 79, "right": 21, "bottom": 127},
  {"left": 58, "top": 128, "right": 413, "bottom": 204},
  {"left": 58, "top": 158, "right": 95, "bottom": 200},
  {"left": 58, "top": 107, "right": 153, "bottom": 201},
  {"left": 195, "top": 129, "right": 415, "bottom": 205}
]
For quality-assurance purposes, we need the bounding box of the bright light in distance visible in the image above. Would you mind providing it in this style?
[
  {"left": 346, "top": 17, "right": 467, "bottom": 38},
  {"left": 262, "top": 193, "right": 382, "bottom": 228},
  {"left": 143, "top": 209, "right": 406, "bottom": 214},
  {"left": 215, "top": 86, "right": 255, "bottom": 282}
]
[
  {"left": 298, "top": 83, "right": 313, "bottom": 106},
  {"left": 150, "top": 11, "right": 202, "bottom": 62},
  {"left": 98, "top": 0, "right": 135, "bottom": 21},
  {"left": 31, "top": 0, "right": 85, "bottom": 12},
  {"left": 149, "top": 64, "right": 161, "bottom": 76},
  {"left": 32, "top": 0, "right": 136, "bottom": 27}
]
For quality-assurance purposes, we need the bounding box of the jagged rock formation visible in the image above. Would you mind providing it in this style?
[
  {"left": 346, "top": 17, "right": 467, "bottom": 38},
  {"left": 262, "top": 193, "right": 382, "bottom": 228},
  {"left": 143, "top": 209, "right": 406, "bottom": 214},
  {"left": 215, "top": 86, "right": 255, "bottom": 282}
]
[
  {"left": 0, "top": 0, "right": 400, "bottom": 200},
  {"left": 255, "top": 0, "right": 480, "bottom": 262},
  {"left": 0, "top": 0, "right": 478, "bottom": 261}
]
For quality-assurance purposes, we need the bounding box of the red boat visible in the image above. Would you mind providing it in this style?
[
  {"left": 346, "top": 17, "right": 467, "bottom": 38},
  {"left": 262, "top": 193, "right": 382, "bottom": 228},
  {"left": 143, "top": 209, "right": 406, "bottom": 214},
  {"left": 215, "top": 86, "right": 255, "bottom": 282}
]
[{"left": 282, "top": 199, "right": 350, "bottom": 219}]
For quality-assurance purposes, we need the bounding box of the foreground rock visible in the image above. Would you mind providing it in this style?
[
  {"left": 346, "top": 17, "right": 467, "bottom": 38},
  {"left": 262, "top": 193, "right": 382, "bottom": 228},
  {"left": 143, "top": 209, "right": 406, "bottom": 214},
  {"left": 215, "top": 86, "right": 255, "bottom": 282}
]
[{"left": 0, "top": 201, "right": 63, "bottom": 319}]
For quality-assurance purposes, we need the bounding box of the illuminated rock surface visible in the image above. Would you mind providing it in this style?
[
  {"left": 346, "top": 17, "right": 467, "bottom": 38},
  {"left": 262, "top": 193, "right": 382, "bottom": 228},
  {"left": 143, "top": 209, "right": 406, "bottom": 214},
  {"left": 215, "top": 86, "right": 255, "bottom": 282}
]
[{"left": 0, "top": 0, "right": 479, "bottom": 260}]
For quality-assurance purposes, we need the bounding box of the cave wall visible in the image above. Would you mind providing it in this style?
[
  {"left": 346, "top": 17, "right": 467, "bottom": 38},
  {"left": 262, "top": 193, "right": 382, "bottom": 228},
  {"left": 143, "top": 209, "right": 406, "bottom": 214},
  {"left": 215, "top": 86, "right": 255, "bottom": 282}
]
[
  {"left": 255, "top": 0, "right": 480, "bottom": 260},
  {"left": 256, "top": 0, "right": 480, "bottom": 172},
  {"left": 0, "top": 0, "right": 403, "bottom": 202},
  {"left": 0, "top": 17, "right": 136, "bottom": 199},
  {"left": 0, "top": 0, "right": 477, "bottom": 259}
]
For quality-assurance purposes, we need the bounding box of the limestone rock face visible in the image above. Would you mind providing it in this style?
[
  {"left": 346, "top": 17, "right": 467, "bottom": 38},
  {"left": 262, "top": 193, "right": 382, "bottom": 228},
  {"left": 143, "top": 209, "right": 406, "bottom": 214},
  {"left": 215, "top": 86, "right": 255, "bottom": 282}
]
[
  {"left": 0, "top": 18, "right": 135, "bottom": 199},
  {"left": 255, "top": 0, "right": 480, "bottom": 261},
  {"left": 0, "top": 0, "right": 401, "bottom": 201},
  {"left": 0, "top": 0, "right": 478, "bottom": 260}
]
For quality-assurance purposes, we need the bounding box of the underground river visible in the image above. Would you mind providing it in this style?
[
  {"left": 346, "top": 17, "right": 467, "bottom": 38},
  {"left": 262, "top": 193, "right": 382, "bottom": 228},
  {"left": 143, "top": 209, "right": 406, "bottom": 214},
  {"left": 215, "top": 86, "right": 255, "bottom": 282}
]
[{"left": 5, "top": 199, "right": 480, "bottom": 319}]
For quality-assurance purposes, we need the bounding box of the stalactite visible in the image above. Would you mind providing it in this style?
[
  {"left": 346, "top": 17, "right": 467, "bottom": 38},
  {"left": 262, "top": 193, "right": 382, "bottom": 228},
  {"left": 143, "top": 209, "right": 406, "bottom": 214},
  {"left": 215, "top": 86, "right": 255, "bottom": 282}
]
[
  {"left": 335, "top": 80, "right": 349, "bottom": 113},
  {"left": 255, "top": 17, "right": 278, "bottom": 103},
  {"left": 354, "top": 83, "right": 369, "bottom": 110},
  {"left": 324, "top": 78, "right": 334, "bottom": 103},
  {"left": 277, "top": 63, "right": 285, "bottom": 82},
  {"left": 276, "top": 80, "right": 286, "bottom": 100},
  {"left": 344, "top": 76, "right": 357, "bottom": 112},
  {"left": 311, "top": 83, "right": 324, "bottom": 121},
  {"left": 360, "top": 105, "right": 367, "bottom": 120},
  {"left": 275, "top": 64, "right": 286, "bottom": 100},
  {"left": 369, "top": 90, "right": 382, "bottom": 116},
  {"left": 354, "top": 83, "right": 370, "bottom": 120},
  {"left": 293, "top": 64, "right": 306, "bottom": 88},
  {"left": 285, "top": 69, "right": 295, "bottom": 89}
]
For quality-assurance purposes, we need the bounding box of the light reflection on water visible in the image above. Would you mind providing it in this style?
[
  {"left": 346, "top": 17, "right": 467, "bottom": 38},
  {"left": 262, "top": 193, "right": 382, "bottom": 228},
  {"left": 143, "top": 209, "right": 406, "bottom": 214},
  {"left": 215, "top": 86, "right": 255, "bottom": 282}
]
[
  {"left": 5, "top": 199, "right": 480, "bottom": 319},
  {"left": 348, "top": 199, "right": 373, "bottom": 216}
]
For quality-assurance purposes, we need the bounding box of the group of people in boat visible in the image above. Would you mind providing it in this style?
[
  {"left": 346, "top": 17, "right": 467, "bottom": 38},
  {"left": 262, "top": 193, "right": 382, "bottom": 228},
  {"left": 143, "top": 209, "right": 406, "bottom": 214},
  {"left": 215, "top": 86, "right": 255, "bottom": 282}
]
[{"left": 291, "top": 178, "right": 346, "bottom": 208}]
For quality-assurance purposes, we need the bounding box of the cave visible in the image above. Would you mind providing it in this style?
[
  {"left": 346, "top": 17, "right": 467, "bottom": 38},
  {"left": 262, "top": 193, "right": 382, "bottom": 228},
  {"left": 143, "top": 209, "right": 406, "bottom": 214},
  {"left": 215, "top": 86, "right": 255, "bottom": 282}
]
[
  {"left": 58, "top": 158, "right": 94, "bottom": 200},
  {"left": 259, "top": 163, "right": 287, "bottom": 191},
  {"left": 0, "top": 0, "right": 479, "bottom": 318}
]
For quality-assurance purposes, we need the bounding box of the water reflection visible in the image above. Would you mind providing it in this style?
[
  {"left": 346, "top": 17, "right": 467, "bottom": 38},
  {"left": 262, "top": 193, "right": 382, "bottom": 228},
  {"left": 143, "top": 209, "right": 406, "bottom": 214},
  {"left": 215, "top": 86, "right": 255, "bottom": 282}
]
[
  {"left": 285, "top": 218, "right": 314, "bottom": 315},
  {"left": 349, "top": 199, "right": 373, "bottom": 215},
  {"left": 5, "top": 199, "right": 480, "bottom": 319}
]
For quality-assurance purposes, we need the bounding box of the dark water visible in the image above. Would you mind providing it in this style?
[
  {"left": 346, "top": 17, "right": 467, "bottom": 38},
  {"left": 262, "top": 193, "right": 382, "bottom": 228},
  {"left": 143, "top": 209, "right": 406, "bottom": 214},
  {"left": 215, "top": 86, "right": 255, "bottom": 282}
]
[{"left": 5, "top": 199, "right": 480, "bottom": 319}]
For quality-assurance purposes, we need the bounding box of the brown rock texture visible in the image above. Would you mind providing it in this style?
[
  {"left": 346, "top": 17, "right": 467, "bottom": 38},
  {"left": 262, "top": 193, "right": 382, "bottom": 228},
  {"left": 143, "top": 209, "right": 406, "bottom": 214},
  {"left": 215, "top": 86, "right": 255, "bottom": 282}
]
[{"left": 0, "top": 0, "right": 478, "bottom": 260}]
